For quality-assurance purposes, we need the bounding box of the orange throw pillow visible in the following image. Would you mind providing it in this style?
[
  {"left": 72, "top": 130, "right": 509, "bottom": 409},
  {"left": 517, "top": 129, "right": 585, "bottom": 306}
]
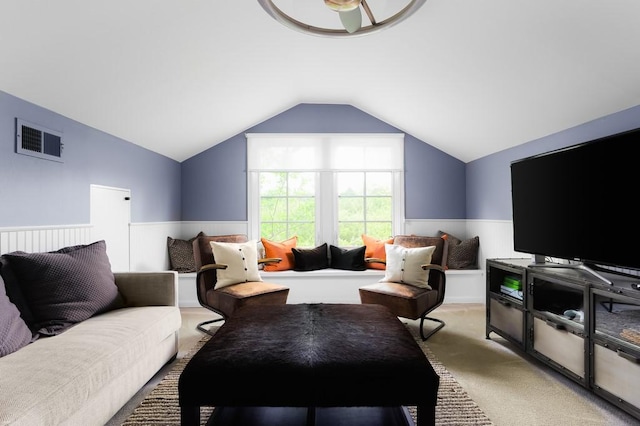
[
  {"left": 362, "top": 234, "right": 394, "bottom": 270},
  {"left": 261, "top": 236, "right": 298, "bottom": 271}
]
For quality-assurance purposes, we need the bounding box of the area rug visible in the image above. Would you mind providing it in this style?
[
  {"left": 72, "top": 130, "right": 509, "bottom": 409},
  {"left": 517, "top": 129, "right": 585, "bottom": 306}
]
[{"left": 122, "top": 333, "right": 493, "bottom": 426}]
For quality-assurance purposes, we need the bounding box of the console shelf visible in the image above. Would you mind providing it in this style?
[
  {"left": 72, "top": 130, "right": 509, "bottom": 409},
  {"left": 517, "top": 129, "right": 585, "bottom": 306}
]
[
  {"left": 486, "top": 258, "right": 529, "bottom": 349},
  {"left": 486, "top": 258, "right": 640, "bottom": 421}
]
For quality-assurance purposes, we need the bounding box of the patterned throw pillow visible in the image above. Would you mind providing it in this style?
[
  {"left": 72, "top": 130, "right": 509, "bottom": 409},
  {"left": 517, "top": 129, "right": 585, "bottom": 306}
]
[
  {"left": 437, "top": 231, "right": 480, "bottom": 269},
  {"left": 362, "top": 234, "right": 394, "bottom": 270},
  {"left": 261, "top": 236, "right": 298, "bottom": 271},
  {"left": 167, "top": 231, "right": 206, "bottom": 273},
  {"left": 0, "top": 274, "right": 33, "bottom": 357},
  {"left": 3, "top": 240, "right": 123, "bottom": 336},
  {"left": 329, "top": 245, "right": 366, "bottom": 271},
  {"left": 209, "top": 240, "right": 262, "bottom": 289},
  {"left": 292, "top": 243, "right": 329, "bottom": 271},
  {"left": 380, "top": 244, "right": 436, "bottom": 289}
]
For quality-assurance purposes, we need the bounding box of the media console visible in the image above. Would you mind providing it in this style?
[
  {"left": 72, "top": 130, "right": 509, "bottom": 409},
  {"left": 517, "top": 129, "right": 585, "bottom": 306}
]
[{"left": 486, "top": 258, "right": 640, "bottom": 420}]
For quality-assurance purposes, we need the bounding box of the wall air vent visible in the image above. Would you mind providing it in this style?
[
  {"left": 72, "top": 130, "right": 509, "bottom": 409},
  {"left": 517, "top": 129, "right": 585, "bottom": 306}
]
[{"left": 16, "top": 118, "right": 64, "bottom": 162}]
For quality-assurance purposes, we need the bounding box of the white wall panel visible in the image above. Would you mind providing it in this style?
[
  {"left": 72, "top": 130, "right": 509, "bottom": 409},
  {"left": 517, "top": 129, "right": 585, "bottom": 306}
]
[
  {"left": 0, "top": 225, "right": 92, "bottom": 255},
  {"left": 129, "top": 222, "right": 181, "bottom": 271},
  {"left": 404, "top": 219, "right": 467, "bottom": 238},
  {"left": 466, "top": 219, "right": 527, "bottom": 268},
  {"left": 180, "top": 221, "right": 248, "bottom": 239}
]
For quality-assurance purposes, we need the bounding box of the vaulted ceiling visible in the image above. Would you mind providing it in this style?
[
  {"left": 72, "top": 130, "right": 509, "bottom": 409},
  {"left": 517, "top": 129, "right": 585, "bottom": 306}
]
[{"left": 1, "top": 1, "right": 639, "bottom": 163}]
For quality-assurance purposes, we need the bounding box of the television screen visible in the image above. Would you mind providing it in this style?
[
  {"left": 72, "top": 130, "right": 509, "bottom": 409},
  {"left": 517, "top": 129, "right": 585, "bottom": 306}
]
[{"left": 510, "top": 127, "right": 639, "bottom": 271}]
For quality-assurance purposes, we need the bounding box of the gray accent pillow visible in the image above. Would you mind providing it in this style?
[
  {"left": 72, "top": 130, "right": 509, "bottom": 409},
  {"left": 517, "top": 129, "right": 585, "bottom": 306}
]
[
  {"left": 437, "top": 230, "right": 480, "bottom": 269},
  {"left": 3, "top": 240, "right": 124, "bottom": 336},
  {"left": 0, "top": 274, "right": 33, "bottom": 357},
  {"left": 167, "top": 231, "right": 206, "bottom": 273}
]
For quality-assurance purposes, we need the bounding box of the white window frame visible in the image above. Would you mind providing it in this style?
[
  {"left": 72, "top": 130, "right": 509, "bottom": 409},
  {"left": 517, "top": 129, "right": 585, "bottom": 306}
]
[{"left": 247, "top": 133, "right": 405, "bottom": 246}]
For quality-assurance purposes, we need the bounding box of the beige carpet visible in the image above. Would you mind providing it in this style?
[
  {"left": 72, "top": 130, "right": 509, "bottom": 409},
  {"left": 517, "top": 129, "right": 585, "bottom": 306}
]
[{"left": 121, "top": 330, "right": 492, "bottom": 425}]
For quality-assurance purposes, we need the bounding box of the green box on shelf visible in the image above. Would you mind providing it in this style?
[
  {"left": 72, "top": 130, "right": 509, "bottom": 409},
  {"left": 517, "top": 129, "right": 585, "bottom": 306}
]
[{"left": 503, "top": 276, "right": 522, "bottom": 290}]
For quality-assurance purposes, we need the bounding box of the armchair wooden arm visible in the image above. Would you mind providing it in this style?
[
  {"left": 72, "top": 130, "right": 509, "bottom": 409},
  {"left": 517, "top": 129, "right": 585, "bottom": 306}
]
[
  {"left": 258, "top": 257, "right": 282, "bottom": 265},
  {"left": 199, "top": 263, "right": 228, "bottom": 272}
]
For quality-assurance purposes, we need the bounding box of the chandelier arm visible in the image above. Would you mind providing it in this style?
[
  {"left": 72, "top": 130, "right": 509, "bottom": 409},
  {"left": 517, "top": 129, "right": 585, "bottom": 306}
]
[
  {"left": 257, "top": 0, "right": 427, "bottom": 38},
  {"left": 360, "top": 0, "right": 376, "bottom": 25}
]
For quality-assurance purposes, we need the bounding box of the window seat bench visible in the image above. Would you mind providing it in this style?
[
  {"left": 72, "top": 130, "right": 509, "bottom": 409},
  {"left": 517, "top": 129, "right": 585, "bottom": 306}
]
[{"left": 177, "top": 268, "right": 485, "bottom": 307}]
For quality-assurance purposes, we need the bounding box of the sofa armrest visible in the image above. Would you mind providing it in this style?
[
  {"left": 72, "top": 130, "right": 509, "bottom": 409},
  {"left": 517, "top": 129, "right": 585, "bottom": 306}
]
[{"left": 114, "top": 271, "right": 178, "bottom": 307}]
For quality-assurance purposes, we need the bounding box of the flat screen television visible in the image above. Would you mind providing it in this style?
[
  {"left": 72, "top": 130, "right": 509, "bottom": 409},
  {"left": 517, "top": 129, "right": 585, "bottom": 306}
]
[{"left": 510, "top": 126, "right": 640, "bottom": 276}]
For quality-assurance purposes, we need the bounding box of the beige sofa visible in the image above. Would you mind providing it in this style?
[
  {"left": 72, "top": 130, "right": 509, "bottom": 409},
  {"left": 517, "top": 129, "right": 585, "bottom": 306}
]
[{"left": 0, "top": 271, "right": 182, "bottom": 426}]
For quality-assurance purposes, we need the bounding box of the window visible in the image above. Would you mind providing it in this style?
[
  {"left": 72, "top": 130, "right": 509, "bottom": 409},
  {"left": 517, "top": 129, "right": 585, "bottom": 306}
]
[
  {"left": 259, "top": 171, "right": 316, "bottom": 246},
  {"left": 247, "top": 133, "right": 405, "bottom": 247},
  {"left": 336, "top": 171, "right": 393, "bottom": 246}
]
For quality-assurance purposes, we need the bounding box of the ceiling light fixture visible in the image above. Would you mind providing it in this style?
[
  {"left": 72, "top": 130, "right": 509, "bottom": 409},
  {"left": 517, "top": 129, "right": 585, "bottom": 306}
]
[{"left": 258, "top": 0, "right": 428, "bottom": 37}]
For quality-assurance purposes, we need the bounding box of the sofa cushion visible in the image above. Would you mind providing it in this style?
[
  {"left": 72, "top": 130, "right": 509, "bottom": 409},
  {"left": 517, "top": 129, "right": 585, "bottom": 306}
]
[
  {"left": 261, "top": 236, "right": 298, "bottom": 271},
  {"left": 167, "top": 231, "right": 206, "bottom": 273},
  {"left": 210, "top": 240, "right": 262, "bottom": 288},
  {"left": 380, "top": 243, "right": 436, "bottom": 289},
  {"left": 0, "top": 274, "right": 33, "bottom": 357},
  {"left": 292, "top": 243, "right": 329, "bottom": 271},
  {"left": 2, "top": 240, "right": 124, "bottom": 336},
  {"left": 0, "top": 305, "right": 181, "bottom": 426},
  {"left": 329, "top": 245, "right": 366, "bottom": 271}
]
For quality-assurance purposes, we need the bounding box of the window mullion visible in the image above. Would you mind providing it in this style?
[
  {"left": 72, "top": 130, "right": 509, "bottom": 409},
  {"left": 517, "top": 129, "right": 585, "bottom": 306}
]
[
  {"left": 318, "top": 171, "right": 334, "bottom": 246},
  {"left": 248, "top": 171, "right": 260, "bottom": 240},
  {"left": 393, "top": 171, "right": 406, "bottom": 236}
]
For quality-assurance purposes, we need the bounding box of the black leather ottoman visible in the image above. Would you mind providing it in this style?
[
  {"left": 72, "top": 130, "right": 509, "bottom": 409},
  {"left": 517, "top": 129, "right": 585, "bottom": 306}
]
[{"left": 179, "top": 303, "right": 439, "bottom": 426}]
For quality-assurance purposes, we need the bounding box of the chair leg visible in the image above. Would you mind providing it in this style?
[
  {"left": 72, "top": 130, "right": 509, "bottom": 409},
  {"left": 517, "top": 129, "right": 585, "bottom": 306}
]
[
  {"left": 197, "top": 317, "right": 225, "bottom": 336},
  {"left": 419, "top": 316, "right": 445, "bottom": 341}
]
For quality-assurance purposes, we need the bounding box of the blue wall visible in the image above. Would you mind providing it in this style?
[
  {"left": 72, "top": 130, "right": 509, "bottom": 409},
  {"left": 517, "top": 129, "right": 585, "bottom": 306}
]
[
  {"left": 181, "top": 104, "right": 467, "bottom": 221},
  {"left": 466, "top": 105, "right": 640, "bottom": 220},
  {"left": 0, "top": 91, "right": 182, "bottom": 227},
  {"left": 2, "top": 90, "right": 638, "bottom": 228}
]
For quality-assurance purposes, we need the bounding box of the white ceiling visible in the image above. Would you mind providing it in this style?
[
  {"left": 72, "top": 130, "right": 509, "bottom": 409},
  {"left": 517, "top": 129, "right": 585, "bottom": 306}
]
[{"left": 1, "top": 1, "right": 639, "bottom": 163}]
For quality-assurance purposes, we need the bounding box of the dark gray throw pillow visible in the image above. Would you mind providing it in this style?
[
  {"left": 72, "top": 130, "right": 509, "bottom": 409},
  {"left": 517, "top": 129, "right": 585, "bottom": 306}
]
[
  {"left": 437, "top": 230, "right": 480, "bottom": 269},
  {"left": 292, "top": 243, "right": 329, "bottom": 271},
  {"left": 3, "top": 240, "right": 123, "bottom": 336},
  {"left": 167, "top": 231, "right": 206, "bottom": 273},
  {"left": 0, "top": 274, "right": 33, "bottom": 357},
  {"left": 330, "top": 245, "right": 366, "bottom": 271}
]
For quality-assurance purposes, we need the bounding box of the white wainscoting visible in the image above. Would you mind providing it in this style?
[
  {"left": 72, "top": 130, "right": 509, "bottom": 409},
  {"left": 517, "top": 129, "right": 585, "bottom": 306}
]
[
  {"left": 129, "top": 222, "right": 182, "bottom": 271},
  {"left": 0, "top": 225, "right": 92, "bottom": 254},
  {"left": 180, "top": 221, "right": 248, "bottom": 240},
  {"left": 404, "top": 219, "right": 468, "bottom": 239}
]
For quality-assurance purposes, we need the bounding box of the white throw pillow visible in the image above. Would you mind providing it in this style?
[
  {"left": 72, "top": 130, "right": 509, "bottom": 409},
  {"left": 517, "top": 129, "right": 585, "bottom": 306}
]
[
  {"left": 380, "top": 244, "right": 436, "bottom": 289},
  {"left": 210, "top": 240, "right": 262, "bottom": 289}
]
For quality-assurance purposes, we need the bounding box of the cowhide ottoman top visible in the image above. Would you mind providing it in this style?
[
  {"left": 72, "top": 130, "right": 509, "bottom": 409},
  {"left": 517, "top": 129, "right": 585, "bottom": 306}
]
[{"left": 179, "top": 303, "right": 439, "bottom": 426}]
